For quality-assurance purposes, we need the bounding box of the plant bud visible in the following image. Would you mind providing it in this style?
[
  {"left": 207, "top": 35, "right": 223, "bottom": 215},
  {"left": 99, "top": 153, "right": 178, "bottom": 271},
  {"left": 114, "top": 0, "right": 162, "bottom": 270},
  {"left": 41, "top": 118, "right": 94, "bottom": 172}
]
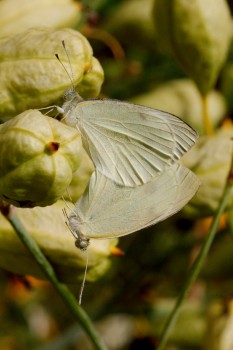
[
  {"left": 0, "top": 27, "right": 104, "bottom": 120},
  {"left": 0, "top": 0, "right": 82, "bottom": 38},
  {"left": 204, "top": 301, "right": 233, "bottom": 350},
  {"left": 0, "top": 109, "right": 82, "bottom": 207},
  {"left": 76, "top": 57, "right": 105, "bottom": 99},
  {"left": 0, "top": 200, "right": 118, "bottom": 283},
  {"left": 182, "top": 128, "right": 233, "bottom": 217},
  {"left": 66, "top": 149, "right": 94, "bottom": 202},
  {"left": 153, "top": 0, "right": 232, "bottom": 95}
]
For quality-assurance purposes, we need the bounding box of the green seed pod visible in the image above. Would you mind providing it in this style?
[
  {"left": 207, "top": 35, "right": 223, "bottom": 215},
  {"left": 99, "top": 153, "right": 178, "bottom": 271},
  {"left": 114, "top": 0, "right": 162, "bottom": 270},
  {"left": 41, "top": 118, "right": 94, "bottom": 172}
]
[
  {"left": 130, "top": 79, "right": 226, "bottom": 135},
  {"left": 153, "top": 0, "right": 232, "bottom": 95},
  {"left": 0, "top": 200, "right": 118, "bottom": 283},
  {"left": 76, "top": 57, "right": 105, "bottom": 99},
  {"left": 0, "top": 109, "right": 82, "bottom": 208},
  {"left": 0, "top": 0, "right": 82, "bottom": 38},
  {"left": 182, "top": 128, "right": 233, "bottom": 217},
  {"left": 66, "top": 149, "right": 94, "bottom": 202},
  {"left": 0, "top": 27, "right": 104, "bottom": 120},
  {"left": 204, "top": 301, "right": 233, "bottom": 350}
]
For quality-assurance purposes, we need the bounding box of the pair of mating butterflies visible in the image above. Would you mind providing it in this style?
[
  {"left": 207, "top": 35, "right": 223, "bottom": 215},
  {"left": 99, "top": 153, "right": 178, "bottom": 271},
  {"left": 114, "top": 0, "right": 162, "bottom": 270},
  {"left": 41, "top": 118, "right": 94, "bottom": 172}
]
[{"left": 57, "top": 90, "right": 200, "bottom": 250}]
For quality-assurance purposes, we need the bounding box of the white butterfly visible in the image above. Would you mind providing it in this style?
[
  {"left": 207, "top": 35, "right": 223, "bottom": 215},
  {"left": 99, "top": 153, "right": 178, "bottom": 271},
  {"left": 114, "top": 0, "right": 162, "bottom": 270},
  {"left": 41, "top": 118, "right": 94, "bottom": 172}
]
[
  {"left": 58, "top": 91, "right": 198, "bottom": 187},
  {"left": 68, "top": 163, "right": 200, "bottom": 251}
]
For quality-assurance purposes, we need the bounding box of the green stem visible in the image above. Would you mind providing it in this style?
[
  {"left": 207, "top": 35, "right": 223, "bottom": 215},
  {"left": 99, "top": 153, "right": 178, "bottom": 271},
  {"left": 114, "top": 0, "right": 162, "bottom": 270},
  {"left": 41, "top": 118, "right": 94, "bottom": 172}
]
[
  {"left": 1, "top": 205, "right": 107, "bottom": 350},
  {"left": 202, "top": 94, "right": 214, "bottom": 135},
  {"left": 157, "top": 153, "right": 233, "bottom": 350}
]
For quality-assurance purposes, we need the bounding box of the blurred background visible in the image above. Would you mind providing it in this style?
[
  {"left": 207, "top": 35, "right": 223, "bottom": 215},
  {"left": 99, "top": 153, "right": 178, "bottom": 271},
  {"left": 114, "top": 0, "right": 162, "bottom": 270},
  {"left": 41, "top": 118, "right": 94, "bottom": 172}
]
[{"left": 0, "top": 0, "right": 233, "bottom": 349}]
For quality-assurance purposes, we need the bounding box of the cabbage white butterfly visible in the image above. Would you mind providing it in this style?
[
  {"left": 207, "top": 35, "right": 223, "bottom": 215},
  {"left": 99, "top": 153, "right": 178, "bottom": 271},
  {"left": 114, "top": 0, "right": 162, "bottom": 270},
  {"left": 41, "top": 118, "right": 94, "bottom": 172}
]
[
  {"left": 68, "top": 163, "right": 200, "bottom": 251},
  {"left": 54, "top": 43, "right": 198, "bottom": 187},
  {"left": 59, "top": 95, "right": 198, "bottom": 187},
  {"left": 55, "top": 43, "right": 199, "bottom": 304}
]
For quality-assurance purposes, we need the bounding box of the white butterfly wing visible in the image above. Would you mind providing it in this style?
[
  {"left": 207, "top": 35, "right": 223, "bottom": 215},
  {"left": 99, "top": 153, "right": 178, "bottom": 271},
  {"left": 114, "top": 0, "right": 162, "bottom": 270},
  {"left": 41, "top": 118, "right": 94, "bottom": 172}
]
[
  {"left": 71, "top": 163, "right": 200, "bottom": 239},
  {"left": 66, "top": 99, "right": 198, "bottom": 187}
]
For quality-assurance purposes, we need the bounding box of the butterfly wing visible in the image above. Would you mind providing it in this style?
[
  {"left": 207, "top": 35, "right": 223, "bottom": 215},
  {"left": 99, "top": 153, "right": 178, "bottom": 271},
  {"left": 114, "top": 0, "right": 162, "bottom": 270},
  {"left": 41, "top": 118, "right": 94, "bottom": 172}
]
[
  {"left": 71, "top": 163, "right": 200, "bottom": 239},
  {"left": 67, "top": 99, "right": 198, "bottom": 187}
]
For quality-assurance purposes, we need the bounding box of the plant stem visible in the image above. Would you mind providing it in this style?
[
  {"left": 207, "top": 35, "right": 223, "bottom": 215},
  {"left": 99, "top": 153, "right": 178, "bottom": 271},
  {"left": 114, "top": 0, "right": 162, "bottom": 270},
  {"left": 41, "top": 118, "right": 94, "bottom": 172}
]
[
  {"left": 202, "top": 94, "right": 214, "bottom": 135},
  {"left": 157, "top": 152, "right": 233, "bottom": 350},
  {"left": 0, "top": 204, "right": 107, "bottom": 350}
]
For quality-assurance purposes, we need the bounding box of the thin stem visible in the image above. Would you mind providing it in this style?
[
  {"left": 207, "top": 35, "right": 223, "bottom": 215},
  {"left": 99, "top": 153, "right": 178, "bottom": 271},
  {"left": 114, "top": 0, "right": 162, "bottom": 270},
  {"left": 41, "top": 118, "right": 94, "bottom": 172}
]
[
  {"left": 202, "top": 94, "right": 214, "bottom": 135},
  {"left": 157, "top": 152, "right": 233, "bottom": 350},
  {"left": 82, "top": 27, "right": 125, "bottom": 61},
  {"left": 0, "top": 204, "right": 107, "bottom": 350}
]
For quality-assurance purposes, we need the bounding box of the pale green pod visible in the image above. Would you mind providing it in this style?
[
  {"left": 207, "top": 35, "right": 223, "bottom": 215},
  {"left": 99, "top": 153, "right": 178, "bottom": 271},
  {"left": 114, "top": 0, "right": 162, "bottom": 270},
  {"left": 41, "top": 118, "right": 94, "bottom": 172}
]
[
  {"left": 0, "top": 27, "right": 104, "bottom": 120},
  {"left": 0, "top": 0, "right": 82, "bottom": 38},
  {"left": 130, "top": 79, "right": 226, "bottom": 135},
  {"left": 153, "top": 0, "right": 232, "bottom": 95},
  {"left": 0, "top": 200, "right": 118, "bottom": 283},
  {"left": 66, "top": 148, "right": 94, "bottom": 202},
  {"left": 0, "top": 109, "right": 82, "bottom": 207},
  {"left": 182, "top": 128, "right": 233, "bottom": 217},
  {"left": 76, "top": 57, "right": 105, "bottom": 99},
  {"left": 204, "top": 301, "right": 233, "bottom": 350}
]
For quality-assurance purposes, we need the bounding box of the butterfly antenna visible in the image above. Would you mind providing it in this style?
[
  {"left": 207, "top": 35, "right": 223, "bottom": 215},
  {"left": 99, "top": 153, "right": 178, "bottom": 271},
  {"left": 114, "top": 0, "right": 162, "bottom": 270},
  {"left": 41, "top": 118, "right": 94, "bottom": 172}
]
[
  {"left": 61, "top": 40, "right": 75, "bottom": 88},
  {"left": 55, "top": 52, "right": 74, "bottom": 90},
  {"left": 62, "top": 208, "right": 71, "bottom": 229},
  {"left": 79, "top": 249, "right": 89, "bottom": 305},
  {"left": 62, "top": 207, "right": 69, "bottom": 223},
  {"left": 62, "top": 208, "right": 78, "bottom": 240},
  {"left": 62, "top": 195, "right": 77, "bottom": 217}
]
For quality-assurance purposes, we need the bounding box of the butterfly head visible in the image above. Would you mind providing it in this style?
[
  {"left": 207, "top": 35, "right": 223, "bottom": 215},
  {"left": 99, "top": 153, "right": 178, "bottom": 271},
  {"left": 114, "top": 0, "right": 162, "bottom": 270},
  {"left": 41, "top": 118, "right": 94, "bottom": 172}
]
[{"left": 63, "top": 86, "right": 76, "bottom": 101}]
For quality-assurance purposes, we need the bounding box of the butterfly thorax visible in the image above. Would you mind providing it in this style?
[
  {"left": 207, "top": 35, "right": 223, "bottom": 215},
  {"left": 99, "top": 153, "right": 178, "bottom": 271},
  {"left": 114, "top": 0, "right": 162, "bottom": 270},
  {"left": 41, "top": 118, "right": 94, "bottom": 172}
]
[
  {"left": 69, "top": 214, "right": 89, "bottom": 251},
  {"left": 75, "top": 234, "right": 90, "bottom": 251}
]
